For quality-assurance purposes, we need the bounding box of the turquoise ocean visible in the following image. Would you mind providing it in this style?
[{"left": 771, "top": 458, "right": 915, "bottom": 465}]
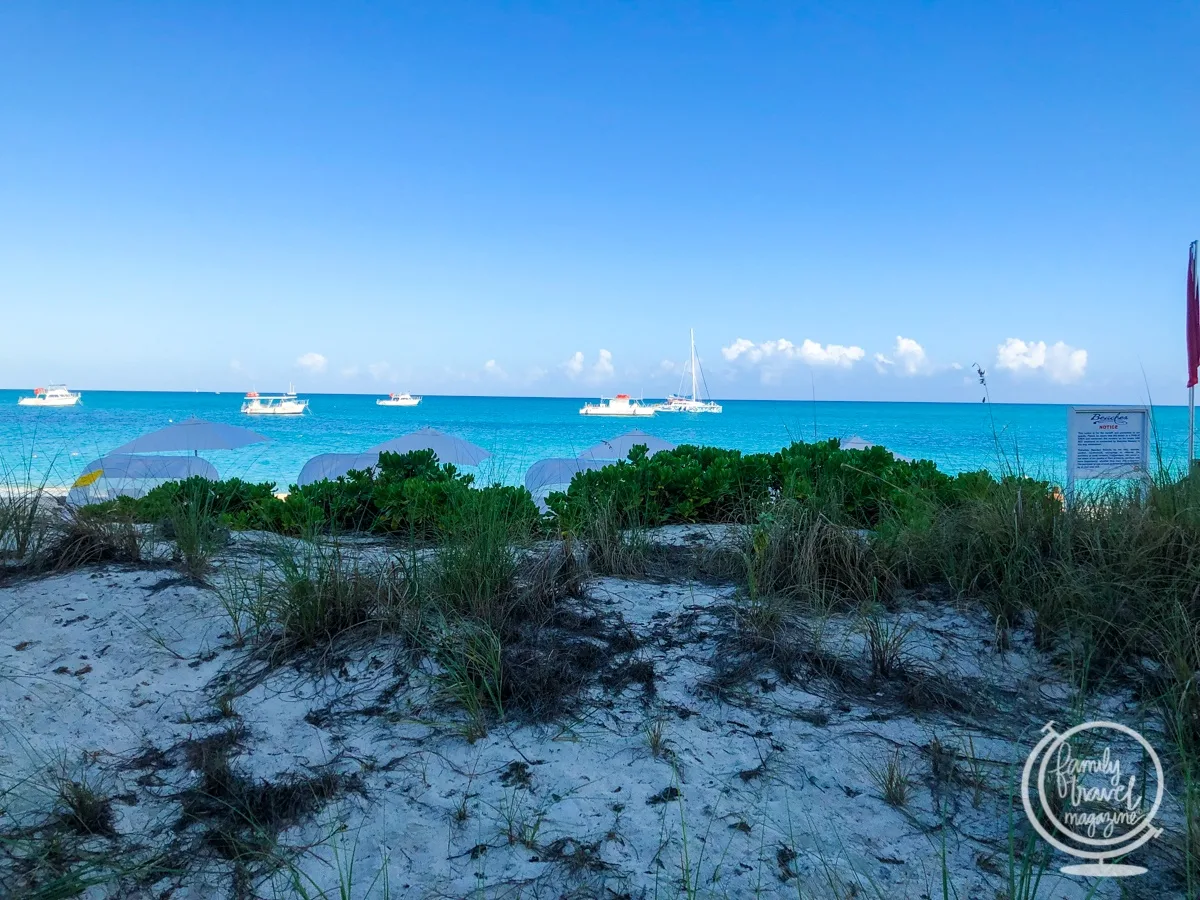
[{"left": 0, "top": 391, "right": 1191, "bottom": 490}]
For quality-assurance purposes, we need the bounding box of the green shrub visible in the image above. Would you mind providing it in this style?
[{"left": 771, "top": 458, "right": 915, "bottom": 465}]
[
  {"left": 547, "top": 438, "right": 962, "bottom": 531},
  {"left": 81, "top": 450, "right": 543, "bottom": 540},
  {"left": 135, "top": 476, "right": 280, "bottom": 526}
]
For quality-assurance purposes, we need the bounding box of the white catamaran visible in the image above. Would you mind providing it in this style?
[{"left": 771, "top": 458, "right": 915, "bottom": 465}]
[
  {"left": 657, "top": 329, "right": 722, "bottom": 413},
  {"left": 579, "top": 394, "right": 657, "bottom": 417},
  {"left": 241, "top": 384, "right": 309, "bottom": 416}
]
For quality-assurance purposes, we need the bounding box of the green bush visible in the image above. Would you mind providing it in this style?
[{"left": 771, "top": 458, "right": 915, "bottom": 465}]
[
  {"left": 96, "top": 449, "right": 542, "bottom": 541},
  {"left": 546, "top": 438, "right": 965, "bottom": 531},
  {"left": 278, "top": 449, "right": 493, "bottom": 539},
  {"left": 134, "top": 476, "right": 280, "bottom": 528}
]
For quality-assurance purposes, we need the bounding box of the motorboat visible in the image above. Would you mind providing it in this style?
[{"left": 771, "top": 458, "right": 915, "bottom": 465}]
[
  {"left": 377, "top": 392, "right": 422, "bottom": 407},
  {"left": 656, "top": 329, "right": 722, "bottom": 413},
  {"left": 18, "top": 385, "right": 81, "bottom": 407},
  {"left": 241, "top": 385, "right": 309, "bottom": 416},
  {"left": 579, "top": 394, "right": 657, "bottom": 417}
]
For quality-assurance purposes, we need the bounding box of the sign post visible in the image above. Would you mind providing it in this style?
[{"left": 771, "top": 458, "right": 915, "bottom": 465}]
[{"left": 1065, "top": 407, "right": 1151, "bottom": 506}]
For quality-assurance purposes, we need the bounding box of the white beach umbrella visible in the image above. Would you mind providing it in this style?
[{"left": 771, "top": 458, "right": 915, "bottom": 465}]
[
  {"left": 296, "top": 429, "right": 491, "bottom": 487},
  {"left": 109, "top": 418, "right": 269, "bottom": 455},
  {"left": 524, "top": 457, "right": 615, "bottom": 512},
  {"left": 841, "top": 435, "right": 913, "bottom": 463},
  {"left": 67, "top": 454, "right": 219, "bottom": 506},
  {"left": 295, "top": 452, "right": 382, "bottom": 487},
  {"left": 579, "top": 430, "right": 676, "bottom": 461},
  {"left": 524, "top": 457, "right": 613, "bottom": 493},
  {"left": 368, "top": 428, "right": 492, "bottom": 467}
]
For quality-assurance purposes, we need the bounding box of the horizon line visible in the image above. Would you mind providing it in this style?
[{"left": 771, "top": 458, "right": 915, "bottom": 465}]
[{"left": 0, "top": 388, "right": 1185, "bottom": 409}]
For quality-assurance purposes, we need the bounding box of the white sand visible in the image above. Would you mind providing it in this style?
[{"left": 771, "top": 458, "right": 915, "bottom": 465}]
[{"left": 0, "top": 531, "right": 1181, "bottom": 899}]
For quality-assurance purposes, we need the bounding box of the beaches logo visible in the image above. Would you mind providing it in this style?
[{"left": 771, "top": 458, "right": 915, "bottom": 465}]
[
  {"left": 1021, "top": 721, "right": 1164, "bottom": 877},
  {"left": 1090, "top": 414, "right": 1130, "bottom": 426}
]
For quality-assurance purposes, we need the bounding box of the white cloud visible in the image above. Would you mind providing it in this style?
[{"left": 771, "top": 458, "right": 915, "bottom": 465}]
[
  {"left": 996, "top": 338, "right": 1087, "bottom": 383},
  {"left": 593, "top": 349, "right": 614, "bottom": 379},
  {"left": 340, "top": 365, "right": 360, "bottom": 378},
  {"left": 721, "top": 337, "right": 865, "bottom": 369},
  {"left": 229, "top": 359, "right": 243, "bottom": 372},
  {"left": 893, "top": 336, "right": 929, "bottom": 374},
  {"left": 296, "top": 352, "right": 327, "bottom": 373},
  {"left": 368, "top": 362, "right": 392, "bottom": 381},
  {"left": 875, "top": 336, "right": 931, "bottom": 376},
  {"left": 722, "top": 338, "right": 757, "bottom": 362},
  {"left": 563, "top": 351, "right": 585, "bottom": 379},
  {"left": 563, "top": 350, "right": 615, "bottom": 382},
  {"left": 484, "top": 359, "right": 506, "bottom": 378},
  {"left": 659, "top": 359, "right": 680, "bottom": 374}
]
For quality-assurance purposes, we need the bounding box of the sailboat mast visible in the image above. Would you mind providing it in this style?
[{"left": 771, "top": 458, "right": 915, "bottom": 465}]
[{"left": 690, "top": 328, "right": 698, "bottom": 402}]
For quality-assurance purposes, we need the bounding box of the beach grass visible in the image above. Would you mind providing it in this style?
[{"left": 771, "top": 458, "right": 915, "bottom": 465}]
[{"left": 8, "top": 437, "right": 1200, "bottom": 896}]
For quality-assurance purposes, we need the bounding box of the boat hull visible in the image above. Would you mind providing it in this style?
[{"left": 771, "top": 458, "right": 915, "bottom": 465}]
[
  {"left": 656, "top": 401, "right": 722, "bottom": 413},
  {"left": 579, "top": 407, "right": 657, "bottom": 417},
  {"left": 242, "top": 406, "right": 307, "bottom": 415},
  {"left": 18, "top": 395, "right": 81, "bottom": 407},
  {"left": 377, "top": 399, "right": 421, "bottom": 407}
]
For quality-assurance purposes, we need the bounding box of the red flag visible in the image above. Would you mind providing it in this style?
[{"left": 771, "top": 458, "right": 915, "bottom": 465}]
[{"left": 1189, "top": 241, "right": 1200, "bottom": 388}]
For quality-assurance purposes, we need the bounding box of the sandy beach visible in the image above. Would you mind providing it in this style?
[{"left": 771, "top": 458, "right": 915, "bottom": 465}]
[{"left": 1, "top": 522, "right": 1184, "bottom": 898}]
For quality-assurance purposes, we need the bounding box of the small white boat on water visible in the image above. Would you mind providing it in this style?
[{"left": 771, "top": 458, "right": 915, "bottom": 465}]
[
  {"left": 656, "top": 329, "right": 722, "bottom": 413},
  {"left": 377, "top": 392, "right": 422, "bottom": 407},
  {"left": 579, "top": 394, "right": 657, "bottom": 417},
  {"left": 18, "top": 385, "right": 81, "bottom": 407},
  {"left": 241, "top": 385, "right": 309, "bottom": 416}
]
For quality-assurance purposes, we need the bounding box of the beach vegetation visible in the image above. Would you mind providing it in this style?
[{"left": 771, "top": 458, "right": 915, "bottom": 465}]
[
  {"left": 0, "top": 484, "right": 54, "bottom": 567},
  {"left": 217, "top": 542, "right": 421, "bottom": 655},
  {"left": 100, "top": 450, "right": 542, "bottom": 543},
  {"left": 43, "top": 505, "right": 143, "bottom": 571},
  {"left": 50, "top": 437, "right": 1200, "bottom": 890}
]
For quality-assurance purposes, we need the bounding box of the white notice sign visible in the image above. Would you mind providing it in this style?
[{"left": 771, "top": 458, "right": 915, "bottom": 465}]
[{"left": 1066, "top": 407, "right": 1150, "bottom": 483}]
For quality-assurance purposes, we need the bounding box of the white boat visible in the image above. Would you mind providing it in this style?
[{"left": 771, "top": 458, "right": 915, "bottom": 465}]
[
  {"left": 580, "top": 394, "right": 657, "bottom": 417},
  {"left": 18, "top": 385, "right": 81, "bottom": 407},
  {"left": 376, "top": 392, "right": 422, "bottom": 407},
  {"left": 656, "top": 329, "right": 722, "bottom": 413},
  {"left": 241, "top": 384, "right": 309, "bottom": 416}
]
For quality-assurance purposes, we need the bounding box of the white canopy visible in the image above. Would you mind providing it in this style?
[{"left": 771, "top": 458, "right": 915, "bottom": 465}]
[
  {"left": 109, "top": 418, "right": 269, "bottom": 454},
  {"left": 296, "top": 430, "right": 491, "bottom": 487},
  {"left": 523, "top": 457, "right": 616, "bottom": 512},
  {"left": 368, "top": 428, "right": 491, "bottom": 467},
  {"left": 579, "top": 430, "right": 676, "bottom": 461},
  {"left": 79, "top": 454, "right": 219, "bottom": 480},
  {"left": 524, "top": 457, "right": 613, "bottom": 493},
  {"left": 841, "top": 435, "right": 913, "bottom": 462},
  {"left": 67, "top": 455, "right": 219, "bottom": 506},
  {"left": 296, "top": 452, "right": 382, "bottom": 487}
]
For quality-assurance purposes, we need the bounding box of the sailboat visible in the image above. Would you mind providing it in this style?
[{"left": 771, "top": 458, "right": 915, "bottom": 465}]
[{"left": 657, "top": 329, "right": 722, "bottom": 413}]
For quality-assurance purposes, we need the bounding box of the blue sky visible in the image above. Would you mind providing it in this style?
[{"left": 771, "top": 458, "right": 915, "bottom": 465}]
[{"left": 1, "top": 2, "right": 1197, "bottom": 403}]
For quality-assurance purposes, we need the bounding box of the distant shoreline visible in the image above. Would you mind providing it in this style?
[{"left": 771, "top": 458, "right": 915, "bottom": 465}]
[{"left": 0, "top": 389, "right": 1184, "bottom": 409}]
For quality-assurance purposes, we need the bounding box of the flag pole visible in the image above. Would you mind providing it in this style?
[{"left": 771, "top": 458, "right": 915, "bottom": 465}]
[{"left": 1190, "top": 240, "right": 1200, "bottom": 471}]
